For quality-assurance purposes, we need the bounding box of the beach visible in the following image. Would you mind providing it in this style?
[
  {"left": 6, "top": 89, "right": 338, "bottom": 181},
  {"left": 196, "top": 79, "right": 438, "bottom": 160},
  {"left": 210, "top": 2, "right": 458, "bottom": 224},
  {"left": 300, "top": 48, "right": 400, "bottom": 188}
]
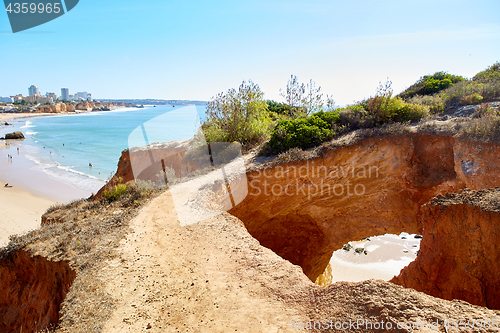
[
  {"left": 0, "top": 185, "right": 54, "bottom": 247},
  {"left": 0, "top": 112, "right": 55, "bottom": 123},
  {"left": 0, "top": 114, "right": 57, "bottom": 247},
  {"left": 0, "top": 113, "right": 88, "bottom": 248},
  {"left": 329, "top": 233, "right": 421, "bottom": 282}
]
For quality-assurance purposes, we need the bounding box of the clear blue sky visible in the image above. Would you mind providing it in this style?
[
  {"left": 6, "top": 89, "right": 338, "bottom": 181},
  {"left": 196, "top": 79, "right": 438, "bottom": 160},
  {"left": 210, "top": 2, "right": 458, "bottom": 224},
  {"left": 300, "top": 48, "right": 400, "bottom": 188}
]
[{"left": 1, "top": 0, "right": 499, "bottom": 105}]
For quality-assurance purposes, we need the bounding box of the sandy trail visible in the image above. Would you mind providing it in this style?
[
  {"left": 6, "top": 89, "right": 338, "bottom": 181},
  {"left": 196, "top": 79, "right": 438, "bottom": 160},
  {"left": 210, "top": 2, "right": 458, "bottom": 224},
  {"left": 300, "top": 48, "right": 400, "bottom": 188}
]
[
  {"left": 100, "top": 190, "right": 500, "bottom": 333},
  {"left": 102, "top": 191, "right": 312, "bottom": 332}
]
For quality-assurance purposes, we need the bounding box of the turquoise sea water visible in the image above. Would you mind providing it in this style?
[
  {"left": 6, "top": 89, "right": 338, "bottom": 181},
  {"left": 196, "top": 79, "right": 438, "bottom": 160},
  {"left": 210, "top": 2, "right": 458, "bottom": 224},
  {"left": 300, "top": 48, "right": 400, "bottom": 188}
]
[{"left": 1, "top": 105, "right": 206, "bottom": 195}]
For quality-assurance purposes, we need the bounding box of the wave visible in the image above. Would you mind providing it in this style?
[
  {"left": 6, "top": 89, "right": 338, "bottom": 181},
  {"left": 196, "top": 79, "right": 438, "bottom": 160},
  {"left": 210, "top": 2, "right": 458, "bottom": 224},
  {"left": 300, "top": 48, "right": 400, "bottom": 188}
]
[
  {"left": 20, "top": 120, "right": 34, "bottom": 129},
  {"left": 24, "top": 147, "right": 106, "bottom": 193},
  {"left": 26, "top": 131, "right": 37, "bottom": 136},
  {"left": 55, "top": 164, "right": 105, "bottom": 182},
  {"left": 42, "top": 165, "right": 106, "bottom": 194}
]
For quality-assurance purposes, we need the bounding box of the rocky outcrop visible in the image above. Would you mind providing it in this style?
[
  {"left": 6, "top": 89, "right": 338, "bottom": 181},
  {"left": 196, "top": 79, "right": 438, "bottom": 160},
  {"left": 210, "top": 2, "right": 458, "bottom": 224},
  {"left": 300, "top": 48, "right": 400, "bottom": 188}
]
[
  {"left": 94, "top": 140, "right": 201, "bottom": 200},
  {"left": 2, "top": 131, "right": 25, "bottom": 140},
  {"left": 391, "top": 188, "right": 500, "bottom": 309},
  {"left": 96, "top": 132, "right": 500, "bottom": 309},
  {"left": 228, "top": 134, "right": 500, "bottom": 283},
  {"left": 36, "top": 103, "right": 76, "bottom": 113},
  {"left": 0, "top": 250, "right": 76, "bottom": 333}
]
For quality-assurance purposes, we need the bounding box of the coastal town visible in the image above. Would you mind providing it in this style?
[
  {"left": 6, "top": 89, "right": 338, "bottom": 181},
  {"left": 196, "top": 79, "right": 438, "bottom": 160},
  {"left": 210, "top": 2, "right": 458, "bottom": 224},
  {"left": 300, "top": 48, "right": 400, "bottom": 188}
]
[{"left": 0, "top": 85, "right": 138, "bottom": 114}]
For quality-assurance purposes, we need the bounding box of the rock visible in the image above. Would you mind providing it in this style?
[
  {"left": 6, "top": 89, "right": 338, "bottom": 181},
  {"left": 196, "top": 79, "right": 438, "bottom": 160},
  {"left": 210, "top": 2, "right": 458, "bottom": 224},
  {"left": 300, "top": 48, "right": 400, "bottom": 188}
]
[
  {"left": 391, "top": 188, "right": 500, "bottom": 309},
  {"left": 0, "top": 250, "right": 75, "bottom": 333},
  {"left": 3, "top": 131, "right": 24, "bottom": 140},
  {"left": 97, "top": 131, "right": 500, "bottom": 310},
  {"left": 94, "top": 139, "right": 200, "bottom": 200},
  {"left": 228, "top": 133, "right": 500, "bottom": 284}
]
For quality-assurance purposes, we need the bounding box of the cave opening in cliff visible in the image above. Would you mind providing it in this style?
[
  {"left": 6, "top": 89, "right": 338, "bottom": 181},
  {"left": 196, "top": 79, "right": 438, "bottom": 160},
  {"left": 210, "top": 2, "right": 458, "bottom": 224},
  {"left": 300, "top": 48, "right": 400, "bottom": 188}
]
[{"left": 319, "top": 233, "right": 422, "bottom": 285}]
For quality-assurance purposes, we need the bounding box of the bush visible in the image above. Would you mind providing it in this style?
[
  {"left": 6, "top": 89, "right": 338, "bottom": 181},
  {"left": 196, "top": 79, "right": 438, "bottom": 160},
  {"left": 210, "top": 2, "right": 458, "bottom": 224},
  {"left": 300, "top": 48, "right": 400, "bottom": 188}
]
[
  {"left": 473, "top": 62, "right": 500, "bottom": 83},
  {"left": 461, "top": 93, "right": 484, "bottom": 105},
  {"left": 203, "top": 81, "right": 272, "bottom": 148},
  {"left": 268, "top": 111, "right": 340, "bottom": 153},
  {"left": 103, "top": 184, "right": 127, "bottom": 201},
  {"left": 337, "top": 105, "right": 374, "bottom": 129},
  {"left": 266, "top": 100, "right": 290, "bottom": 115},
  {"left": 408, "top": 95, "right": 445, "bottom": 114},
  {"left": 439, "top": 79, "right": 500, "bottom": 107},
  {"left": 399, "top": 71, "right": 466, "bottom": 99},
  {"left": 366, "top": 95, "right": 429, "bottom": 125},
  {"left": 460, "top": 105, "right": 500, "bottom": 140}
]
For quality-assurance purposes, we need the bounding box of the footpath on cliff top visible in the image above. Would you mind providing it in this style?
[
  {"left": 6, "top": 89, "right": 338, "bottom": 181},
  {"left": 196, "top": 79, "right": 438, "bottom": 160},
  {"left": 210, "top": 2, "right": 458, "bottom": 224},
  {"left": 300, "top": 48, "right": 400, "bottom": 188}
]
[{"left": 93, "top": 191, "right": 499, "bottom": 333}]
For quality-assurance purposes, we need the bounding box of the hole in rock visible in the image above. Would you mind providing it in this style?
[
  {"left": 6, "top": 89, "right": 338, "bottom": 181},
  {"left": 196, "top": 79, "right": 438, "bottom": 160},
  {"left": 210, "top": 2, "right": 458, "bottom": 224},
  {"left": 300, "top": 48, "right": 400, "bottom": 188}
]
[
  {"left": 0, "top": 250, "right": 76, "bottom": 333},
  {"left": 319, "top": 233, "right": 422, "bottom": 285}
]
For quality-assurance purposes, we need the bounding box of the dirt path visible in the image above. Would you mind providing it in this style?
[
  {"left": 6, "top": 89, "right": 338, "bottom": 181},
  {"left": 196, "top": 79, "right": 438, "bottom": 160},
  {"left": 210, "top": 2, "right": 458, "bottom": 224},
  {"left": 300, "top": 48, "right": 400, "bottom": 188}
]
[
  {"left": 102, "top": 191, "right": 313, "bottom": 332},
  {"left": 101, "top": 190, "right": 500, "bottom": 333}
]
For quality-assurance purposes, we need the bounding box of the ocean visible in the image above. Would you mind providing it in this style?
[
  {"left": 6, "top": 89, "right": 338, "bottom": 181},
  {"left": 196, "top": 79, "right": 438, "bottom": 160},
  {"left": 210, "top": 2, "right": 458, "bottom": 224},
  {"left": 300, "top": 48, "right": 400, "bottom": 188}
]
[{"left": 0, "top": 105, "right": 207, "bottom": 200}]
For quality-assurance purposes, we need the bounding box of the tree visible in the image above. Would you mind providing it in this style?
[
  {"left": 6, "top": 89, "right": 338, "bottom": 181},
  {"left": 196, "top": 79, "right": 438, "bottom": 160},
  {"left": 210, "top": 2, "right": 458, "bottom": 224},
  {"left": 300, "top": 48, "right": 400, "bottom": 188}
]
[
  {"left": 280, "top": 75, "right": 305, "bottom": 116},
  {"left": 325, "top": 94, "right": 336, "bottom": 111},
  {"left": 203, "top": 80, "right": 271, "bottom": 147},
  {"left": 280, "top": 75, "right": 332, "bottom": 116},
  {"left": 301, "top": 79, "right": 323, "bottom": 114}
]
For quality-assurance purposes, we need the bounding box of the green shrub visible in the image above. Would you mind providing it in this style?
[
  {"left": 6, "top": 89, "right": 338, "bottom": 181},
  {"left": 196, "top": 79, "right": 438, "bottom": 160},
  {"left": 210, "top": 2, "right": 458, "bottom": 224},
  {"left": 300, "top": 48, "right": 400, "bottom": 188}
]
[
  {"left": 337, "top": 105, "right": 374, "bottom": 129},
  {"left": 439, "top": 78, "right": 500, "bottom": 107},
  {"left": 103, "top": 184, "right": 127, "bottom": 201},
  {"left": 268, "top": 111, "right": 340, "bottom": 153},
  {"left": 266, "top": 100, "right": 290, "bottom": 115},
  {"left": 203, "top": 81, "right": 272, "bottom": 148},
  {"left": 366, "top": 95, "right": 429, "bottom": 125},
  {"left": 473, "top": 62, "right": 500, "bottom": 83},
  {"left": 408, "top": 95, "right": 446, "bottom": 114},
  {"left": 399, "top": 71, "right": 466, "bottom": 99},
  {"left": 461, "top": 93, "right": 484, "bottom": 105}
]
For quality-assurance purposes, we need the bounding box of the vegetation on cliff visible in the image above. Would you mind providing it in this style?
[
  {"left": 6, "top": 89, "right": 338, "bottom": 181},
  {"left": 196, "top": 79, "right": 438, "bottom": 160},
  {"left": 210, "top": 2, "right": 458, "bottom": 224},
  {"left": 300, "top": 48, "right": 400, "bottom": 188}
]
[{"left": 202, "top": 62, "right": 500, "bottom": 154}]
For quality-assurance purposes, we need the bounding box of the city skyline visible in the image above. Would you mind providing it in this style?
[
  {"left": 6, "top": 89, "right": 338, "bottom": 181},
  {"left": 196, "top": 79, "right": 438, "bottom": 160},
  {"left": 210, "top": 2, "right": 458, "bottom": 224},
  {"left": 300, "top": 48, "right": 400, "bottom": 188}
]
[
  {"left": 0, "top": 85, "right": 92, "bottom": 103},
  {"left": 1, "top": 0, "right": 499, "bottom": 105}
]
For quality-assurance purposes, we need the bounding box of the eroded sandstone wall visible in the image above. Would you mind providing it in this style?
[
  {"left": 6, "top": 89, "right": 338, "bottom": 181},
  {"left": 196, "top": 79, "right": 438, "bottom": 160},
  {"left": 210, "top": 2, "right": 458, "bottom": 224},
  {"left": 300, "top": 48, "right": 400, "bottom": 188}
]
[
  {"left": 391, "top": 189, "right": 500, "bottom": 309},
  {"left": 0, "top": 250, "right": 76, "bottom": 333},
  {"left": 94, "top": 142, "right": 197, "bottom": 199},
  {"left": 229, "top": 134, "right": 500, "bottom": 281}
]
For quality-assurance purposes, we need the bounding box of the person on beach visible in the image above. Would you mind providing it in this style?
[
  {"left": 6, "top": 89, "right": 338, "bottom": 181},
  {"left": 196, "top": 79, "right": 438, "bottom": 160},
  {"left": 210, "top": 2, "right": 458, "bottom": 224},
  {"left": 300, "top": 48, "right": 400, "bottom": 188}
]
[{"left": 4, "top": 183, "right": 12, "bottom": 188}]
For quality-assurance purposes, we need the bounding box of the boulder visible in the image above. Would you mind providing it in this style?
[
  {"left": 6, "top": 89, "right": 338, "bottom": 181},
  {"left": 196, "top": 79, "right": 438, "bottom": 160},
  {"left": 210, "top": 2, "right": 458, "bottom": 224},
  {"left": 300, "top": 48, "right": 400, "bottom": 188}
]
[{"left": 3, "top": 131, "right": 24, "bottom": 140}]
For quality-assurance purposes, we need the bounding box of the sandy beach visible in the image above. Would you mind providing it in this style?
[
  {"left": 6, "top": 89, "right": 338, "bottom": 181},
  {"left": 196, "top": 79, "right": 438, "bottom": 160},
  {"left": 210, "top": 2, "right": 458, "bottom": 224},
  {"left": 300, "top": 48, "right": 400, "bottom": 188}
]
[
  {"left": 0, "top": 112, "right": 55, "bottom": 123},
  {"left": 329, "top": 233, "right": 421, "bottom": 282},
  {"left": 0, "top": 185, "right": 53, "bottom": 247},
  {"left": 0, "top": 113, "right": 80, "bottom": 248}
]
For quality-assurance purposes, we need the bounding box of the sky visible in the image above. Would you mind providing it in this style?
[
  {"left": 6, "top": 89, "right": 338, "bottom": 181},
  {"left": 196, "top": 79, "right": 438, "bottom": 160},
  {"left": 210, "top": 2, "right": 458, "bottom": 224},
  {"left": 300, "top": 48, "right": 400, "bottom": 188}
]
[{"left": 1, "top": 0, "right": 499, "bottom": 105}]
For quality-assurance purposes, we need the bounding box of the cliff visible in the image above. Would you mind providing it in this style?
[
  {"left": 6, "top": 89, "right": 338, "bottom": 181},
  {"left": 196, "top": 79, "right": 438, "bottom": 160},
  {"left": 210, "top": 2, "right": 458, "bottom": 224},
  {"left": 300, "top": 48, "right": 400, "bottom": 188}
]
[
  {"left": 0, "top": 250, "right": 75, "bottom": 333},
  {"left": 229, "top": 133, "right": 500, "bottom": 282},
  {"left": 391, "top": 188, "right": 500, "bottom": 309},
  {"left": 94, "top": 139, "right": 202, "bottom": 200},
  {"left": 99, "top": 131, "right": 500, "bottom": 311},
  {"left": 3, "top": 129, "right": 500, "bottom": 331}
]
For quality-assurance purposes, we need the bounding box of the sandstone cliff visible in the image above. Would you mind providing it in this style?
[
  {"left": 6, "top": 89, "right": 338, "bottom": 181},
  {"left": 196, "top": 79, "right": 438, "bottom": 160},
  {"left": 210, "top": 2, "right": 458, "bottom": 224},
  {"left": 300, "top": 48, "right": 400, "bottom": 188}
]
[
  {"left": 391, "top": 188, "right": 500, "bottom": 309},
  {"left": 229, "top": 133, "right": 500, "bottom": 282},
  {"left": 100, "top": 132, "right": 500, "bottom": 312},
  {"left": 0, "top": 250, "right": 75, "bottom": 333}
]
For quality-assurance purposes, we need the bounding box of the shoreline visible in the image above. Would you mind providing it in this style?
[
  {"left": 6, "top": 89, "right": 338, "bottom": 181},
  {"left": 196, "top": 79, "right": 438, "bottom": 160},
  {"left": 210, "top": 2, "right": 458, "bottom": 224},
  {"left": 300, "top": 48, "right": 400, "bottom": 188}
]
[
  {"left": 0, "top": 184, "right": 54, "bottom": 248},
  {"left": 0, "top": 112, "right": 105, "bottom": 247}
]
